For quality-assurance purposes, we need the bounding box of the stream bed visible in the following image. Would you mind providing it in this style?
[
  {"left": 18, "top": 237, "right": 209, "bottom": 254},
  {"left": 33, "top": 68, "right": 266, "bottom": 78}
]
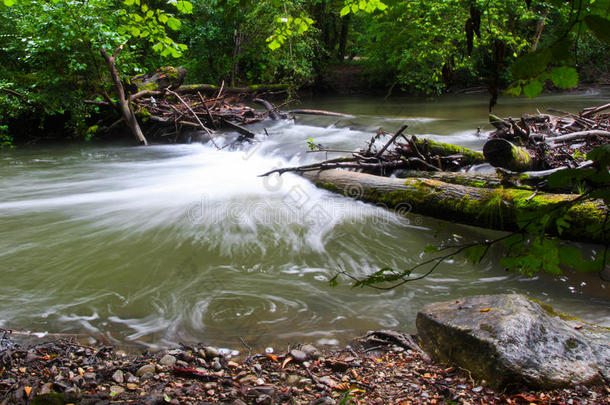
[{"left": 1, "top": 91, "right": 609, "bottom": 351}]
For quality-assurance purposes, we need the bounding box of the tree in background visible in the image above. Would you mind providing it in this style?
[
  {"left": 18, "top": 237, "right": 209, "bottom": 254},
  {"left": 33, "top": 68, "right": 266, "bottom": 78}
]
[{"left": 0, "top": 0, "right": 191, "bottom": 144}]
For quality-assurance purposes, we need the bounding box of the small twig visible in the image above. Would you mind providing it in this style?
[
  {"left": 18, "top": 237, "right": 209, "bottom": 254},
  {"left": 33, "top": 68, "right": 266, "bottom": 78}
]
[
  {"left": 167, "top": 89, "right": 220, "bottom": 149},
  {"left": 376, "top": 124, "right": 409, "bottom": 158},
  {"left": 197, "top": 91, "right": 217, "bottom": 129}
]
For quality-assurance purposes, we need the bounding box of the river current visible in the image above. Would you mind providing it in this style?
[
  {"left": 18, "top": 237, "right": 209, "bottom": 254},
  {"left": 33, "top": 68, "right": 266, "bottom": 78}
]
[{"left": 1, "top": 91, "right": 608, "bottom": 351}]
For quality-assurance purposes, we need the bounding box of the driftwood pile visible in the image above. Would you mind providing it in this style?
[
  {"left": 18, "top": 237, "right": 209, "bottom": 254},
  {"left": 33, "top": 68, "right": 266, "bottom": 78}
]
[
  {"left": 129, "top": 84, "right": 292, "bottom": 144},
  {"left": 261, "top": 125, "right": 487, "bottom": 178},
  {"left": 263, "top": 103, "right": 610, "bottom": 180},
  {"left": 487, "top": 103, "right": 610, "bottom": 170}
]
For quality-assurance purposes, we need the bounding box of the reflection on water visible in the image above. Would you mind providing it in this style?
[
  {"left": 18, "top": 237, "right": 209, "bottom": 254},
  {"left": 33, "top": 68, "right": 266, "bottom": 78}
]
[{"left": 1, "top": 91, "right": 608, "bottom": 350}]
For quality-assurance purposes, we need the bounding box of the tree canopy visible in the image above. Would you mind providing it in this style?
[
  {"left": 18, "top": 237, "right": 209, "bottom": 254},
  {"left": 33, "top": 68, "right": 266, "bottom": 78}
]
[{"left": 0, "top": 0, "right": 608, "bottom": 143}]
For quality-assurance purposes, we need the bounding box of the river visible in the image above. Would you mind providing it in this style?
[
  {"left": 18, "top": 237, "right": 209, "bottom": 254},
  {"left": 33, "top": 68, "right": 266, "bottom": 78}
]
[{"left": 1, "top": 91, "right": 609, "bottom": 352}]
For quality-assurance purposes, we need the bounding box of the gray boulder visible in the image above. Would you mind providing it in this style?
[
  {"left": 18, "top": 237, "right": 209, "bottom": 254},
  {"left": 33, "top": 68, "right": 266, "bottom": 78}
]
[{"left": 416, "top": 294, "right": 609, "bottom": 390}]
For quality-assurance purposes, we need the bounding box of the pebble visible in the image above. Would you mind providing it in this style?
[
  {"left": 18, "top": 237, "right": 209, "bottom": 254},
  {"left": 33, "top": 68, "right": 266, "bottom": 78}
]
[
  {"left": 83, "top": 372, "right": 96, "bottom": 380},
  {"left": 300, "top": 344, "right": 321, "bottom": 360},
  {"left": 126, "top": 383, "right": 139, "bottom": 391},
  {"left": 319, "top": 376, "right": 338, "bottom": 388},
  {"left": 289, "top": 349, "right": 307, "bottom": 362},
  {"left": 110, "top": 385, "right": 125, "bottom": 396},
  {"left": 238, "top": 375, "right": 257, "bottom": 385},
  {"left": 286, "top": 374, "right": 302, "bottom": 386},
  {"left": 136, "top": 364, "right": 155, "bottom": 377},
  {"left": 25, "top": 350, "right": 39, "bottom": 363},
  {"left": 125, "top": 372, "right": 138, "bottom": 383},
  {"left": 140, "top": 372, "right": 154, "bottom": 381},
  {"left": 212, "top": 358, "right": 222, "bottom": 371},
  {"left": 205, "top": 346, "right": 220, "bottom": 358},
  {"left": 39, "top": 382, "right": 53, "bottom": 395},
  {"left": 160, "top": 354, "right": 177, "bottom": 367}
]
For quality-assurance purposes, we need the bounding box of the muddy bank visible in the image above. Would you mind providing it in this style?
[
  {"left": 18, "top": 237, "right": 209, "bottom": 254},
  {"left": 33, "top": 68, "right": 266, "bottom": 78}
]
[{"left": 1, "top": 329, "right": 608, "bottom": 404}]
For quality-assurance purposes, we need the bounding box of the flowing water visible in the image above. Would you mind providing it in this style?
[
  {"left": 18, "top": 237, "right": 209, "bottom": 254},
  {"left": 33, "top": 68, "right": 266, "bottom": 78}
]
[{"left": 1, "top": 91, "right": 609, "bottom": 352}]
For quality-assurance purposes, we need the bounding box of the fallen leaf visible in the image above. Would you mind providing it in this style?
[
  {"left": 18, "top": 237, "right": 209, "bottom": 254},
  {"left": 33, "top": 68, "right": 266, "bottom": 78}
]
[
  {"left": 24, "top": 386, "right": 32, "bottom": 397},
  {"left": 266, "top": 354, "right": 278, "bottom": 362},
  {"left": 336, "top": 382, "right": 350, "bottom": 391},
  {"left": 574, "top": 325, "right": 583, "bottom": 329},
  {"left": 281, "top": 356, "right": 293, "bottom": 369},
  {"left": 18, "top": 367, "right": 27, "bottom": 373},
  {"left": 479, "top": 308, "right": 491, "bottom": 312}
]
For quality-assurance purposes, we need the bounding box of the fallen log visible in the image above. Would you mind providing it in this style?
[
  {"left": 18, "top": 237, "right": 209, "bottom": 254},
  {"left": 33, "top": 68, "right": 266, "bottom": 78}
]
[
  {"left": 546, "top": 130, "right": 610, "bottom": 144},
  {"left": 177, "top": 83, "right": 290, "bottom": 95},
  {"left": 302, "top": 169, "right": 608, "bottom": 244},
  {"left": 483, "top": 138, "right": 536, "bottom": 172},
  {"left": 289, "top": 109, "right": 356, "bottom": 118},
  {"left": 411, "top": 137, "right": 486, "bottom": 167},
  {"left": 253, "top": 98, "right": 281, "bottom": 120}
]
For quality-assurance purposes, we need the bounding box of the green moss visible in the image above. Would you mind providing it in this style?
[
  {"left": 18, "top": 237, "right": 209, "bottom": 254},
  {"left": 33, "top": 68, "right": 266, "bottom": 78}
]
[
  {"left": 479, "top": 323, "right": 497, "bottom": 338},
  {"left": 529, "top": 298, "right": 583, "bottom": 322},
  {"left": 317, "top": 182, "right": 340, "bottom": 193},
  {"left": 136, "top": 107, "right": 152, "bottom": 123},
  {"left": 414, "top": 138, "right": 486, "bottom": 165}
]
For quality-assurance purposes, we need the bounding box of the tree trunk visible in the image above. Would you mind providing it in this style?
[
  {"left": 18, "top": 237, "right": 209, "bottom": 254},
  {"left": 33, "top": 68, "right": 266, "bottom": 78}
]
[
  {"left": 302, "top": 169, "right": 608, "bottom": 244},
  {"left": 337, "top": 13, "right": 350, "bottom": 60},
  {"left": 483, "top": 138, "right": 534, "bottom": 172},
  {"left": 101, "top": 47, "right": 148, "bottom": 145}
]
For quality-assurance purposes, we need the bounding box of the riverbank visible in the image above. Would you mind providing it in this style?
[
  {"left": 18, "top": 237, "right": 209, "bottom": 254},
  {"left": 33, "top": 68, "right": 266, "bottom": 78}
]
[{"left": 1, "top": 330, "right": 608, "bottom": 404}]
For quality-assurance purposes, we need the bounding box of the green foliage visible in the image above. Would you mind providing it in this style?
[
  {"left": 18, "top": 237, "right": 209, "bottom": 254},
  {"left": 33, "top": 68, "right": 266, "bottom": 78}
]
[
  {"left": 267, "top": 15, "right": 314, "bottom": 50},
  {"left": 340, "top": 0, "right": 387, "bottom": 16},
  {"left": 0, "top": 124, "right": 14, "bottom": 148},
  {"left": 0, "top": 0, "right": 192, "bottom": 140},
  {"left": 506, "top": 0, "right": 610, "bottom": 98}
]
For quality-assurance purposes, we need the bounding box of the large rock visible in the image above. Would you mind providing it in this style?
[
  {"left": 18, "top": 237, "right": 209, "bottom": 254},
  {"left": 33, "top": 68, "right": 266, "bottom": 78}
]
[{"left": 416, "top": 294, "right": 609, "bottom": 390}]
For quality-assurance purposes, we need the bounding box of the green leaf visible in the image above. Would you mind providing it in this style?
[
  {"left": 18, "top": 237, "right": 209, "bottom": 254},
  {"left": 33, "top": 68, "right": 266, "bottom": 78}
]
[
  {"left": 548, "top": 66, "right": 578, "bottom": 89},
  {"left": 547, "top": 168, "right": 595, "bottom": 188},
  {"left": 3, "top": 0, "right": 16, "bottom": 6},
  {"left": 505, "top": 84, "right": 522, "bottom": 96},
  {"left": 523, "top": 79, "right": 543, "bottom": 98},
  {"left": 584, "top": 15, "right": 610, "bottom": 46},
  {"left": 158, "top": 14, "right": 168, "bottom": 23},
  {"left": 131, "top": 27, "right": 140, "bottom": 36},
  {"left": 588, "top": 144, "right": 610, "bottom": 167},
  {"left": 424, "top": 245, "right": 440, "bottom": 253},
  {"left": 464, "top": 245, "right": 487, "bottom": 263},
  {"left": 123, "top": 0, "right": 134, "bottom": 5},
  {"left": 268, "top": 39, "right": 280, "bottom": 50},
  {"left": 166, "top": 17, "right": 181, "bottom": 30},
  {"left": 175, "top": 0, "right": 193, "bottom": 14},
  {"left": 511, "top": 48, "right": 552, "bottom": 79}
]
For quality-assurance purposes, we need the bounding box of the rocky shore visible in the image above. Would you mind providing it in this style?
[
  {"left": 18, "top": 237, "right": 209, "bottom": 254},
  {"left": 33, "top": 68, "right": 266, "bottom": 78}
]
[{"left": 1, "top": 328, "right": 608, "bottom": 405}]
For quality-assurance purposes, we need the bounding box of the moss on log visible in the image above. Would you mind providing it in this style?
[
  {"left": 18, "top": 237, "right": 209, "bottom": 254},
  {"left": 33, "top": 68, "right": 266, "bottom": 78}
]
[
  {"left": 303, "top": 169, "right": 608, "bottom": 244},
  {"left": 411, "top": 138, "right": 487, "bottom": 166},
  {"left": 177, "top": 83, "right": 290, "bottom": 95},
  {"left": 393, "top": 170, "right": 506, "bottom": 188},
  {"left": 483, "top": 138, "right": 535, "bottom": 172}
]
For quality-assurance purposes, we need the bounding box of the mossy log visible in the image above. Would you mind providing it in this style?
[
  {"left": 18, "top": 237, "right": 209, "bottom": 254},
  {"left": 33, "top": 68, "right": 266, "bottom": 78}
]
[
  {"left": 483, "top": 138, "right": 536, "bottom": 172},
  {"left": 410, "top": 138, "right": 487, "bottom": 166},
  {"left": 303, "top": 169, "right": 608, "bottom": 244},
  {"left": 177, "top": 83, "right": 290, "bottom": 95},
  {"left": 393, "top": 170, "right": 507, "bottom": 188}
]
